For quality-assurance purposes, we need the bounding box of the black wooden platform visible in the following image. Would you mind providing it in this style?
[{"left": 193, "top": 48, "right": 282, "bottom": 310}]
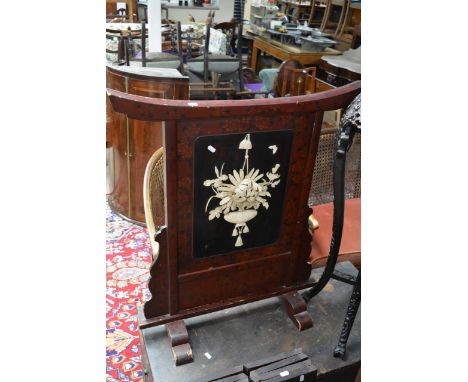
[{"left": 141, "top": 261, "right": 361, "bottom": 382}]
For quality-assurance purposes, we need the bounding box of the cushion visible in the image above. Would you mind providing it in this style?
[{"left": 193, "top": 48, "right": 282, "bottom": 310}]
[
  {"left": 259, "top": 68, "right": 279, "bottom": 93},
  {"left": 208, "top": 27, "right": 227, "bottom": 55},
  {"left": 145, "top": 60, "right": 181, "bottom": 69},
  {"left": 187, "top": 56, "right": 239, "bottom": 76},
  {"left": 308, "top": 198, "right": 361, "bottom": 268},
  {"left": 244, "top": 82, "right": 264, "bottom": 92}
]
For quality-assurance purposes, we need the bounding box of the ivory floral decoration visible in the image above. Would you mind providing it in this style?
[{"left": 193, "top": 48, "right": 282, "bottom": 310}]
[{"left": 204, "top": 134, "right": 281, "bottom": 247}]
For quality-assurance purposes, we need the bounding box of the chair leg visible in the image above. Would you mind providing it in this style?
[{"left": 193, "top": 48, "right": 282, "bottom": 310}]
[
  {"left": 337, "top": 0, "right": 351, "bottom": 38},
  {"left": 320, "top": 0, "right": 331, "bottom": 31},
  {"left": 334, "top": 1, "right": 349, "bottom": 39},
  {"left": 334, "top": 270, "right": 361, "bottom": 359}
]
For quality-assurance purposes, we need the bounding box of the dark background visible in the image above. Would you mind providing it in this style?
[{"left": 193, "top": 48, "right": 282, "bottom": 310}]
[{"left": 193, "top": 130, "right": 293, "bottom": 258}]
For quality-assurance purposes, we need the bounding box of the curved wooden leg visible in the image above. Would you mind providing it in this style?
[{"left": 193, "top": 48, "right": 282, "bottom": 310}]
[
  {"left": 282, "top": 291, "right": 314, "bottom": 331},
  {"left": 320, "top": 0, "right": 332, "bottom": 31},
  {"left": 334, "top": 1, "right": 349, "bottom": 38},
  {"left": 166, "top": 320, "right": 194, "bottom": 366},
  {"left": 337, "top": 0, "right": 351, "bottom": 38},
  {"left": 333, "top": 270, "right": 361, "bottom": 359}
]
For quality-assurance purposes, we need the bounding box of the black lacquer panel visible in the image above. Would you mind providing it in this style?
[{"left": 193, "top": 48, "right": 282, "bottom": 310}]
[{"left": 193, "top": 130, "right": 293, "bottom": 259}]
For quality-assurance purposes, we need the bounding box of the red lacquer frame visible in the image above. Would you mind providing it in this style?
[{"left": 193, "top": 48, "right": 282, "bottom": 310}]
[{"left": 107, "top": 82, "right": 361, "bottom": 333}]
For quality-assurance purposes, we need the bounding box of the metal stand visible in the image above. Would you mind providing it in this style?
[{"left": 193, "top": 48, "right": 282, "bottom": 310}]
[
  {"left": 301, "top": 94, "right": 361, "bottom": 357},
  {"left": 334, "top": 270, "right": 361, "bottom": 359}
]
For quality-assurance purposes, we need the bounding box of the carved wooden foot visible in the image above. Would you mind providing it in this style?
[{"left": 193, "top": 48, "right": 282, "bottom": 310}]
[
  {"left": 281, "top": 291, "right": 313, "bottom": 331},
  {"left": 166, "top": 320, "right": 193, "bottom": 366}
]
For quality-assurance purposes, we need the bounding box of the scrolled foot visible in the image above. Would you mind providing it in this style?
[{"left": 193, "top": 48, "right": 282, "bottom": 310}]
[{"left": 281, "top": 292, "right": 313, "bottom": 331}]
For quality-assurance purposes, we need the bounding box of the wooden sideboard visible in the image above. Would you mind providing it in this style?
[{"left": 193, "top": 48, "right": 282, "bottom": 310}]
[{"left": 106, "top": 64, "right": 189, "bottom": 224}]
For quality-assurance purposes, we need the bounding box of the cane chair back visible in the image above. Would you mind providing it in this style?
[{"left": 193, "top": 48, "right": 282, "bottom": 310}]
[
  {"left": 307, "top": 96, "right": 361, "bottom": 270},
  {"left": 308, "top": 126, "right": 360, "bottom": 206},
  {"left": 143, "top": 147, "right": 165, "bottom": 260}
]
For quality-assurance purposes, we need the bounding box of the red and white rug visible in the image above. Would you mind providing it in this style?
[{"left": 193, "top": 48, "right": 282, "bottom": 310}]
[{"left": 106, "top": 203, "right": 151, "bottom": 382}]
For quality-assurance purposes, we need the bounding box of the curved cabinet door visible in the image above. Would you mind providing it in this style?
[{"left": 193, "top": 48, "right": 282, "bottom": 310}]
[{"left": 106, "top": 66, "right": 189, "bottom": 224}]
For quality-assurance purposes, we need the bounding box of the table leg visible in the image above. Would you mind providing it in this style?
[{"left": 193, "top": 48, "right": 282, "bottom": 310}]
[
  {"left": 128, "top": 0, "right": 134, "bottom": 22},
  {"left": 251, "top": 45, "right": 260, "bottom": 72},
  {"left": 246, "top": 39, "right": 253, "bottom": 69}
]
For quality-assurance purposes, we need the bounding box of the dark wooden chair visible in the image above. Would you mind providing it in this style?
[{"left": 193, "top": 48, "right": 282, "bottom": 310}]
[
  {"left": 108, "top": 22, "right": 182, "bottom": 70},
  {"left": 320, "top": 0, "right": 349, "bottom": 38},
  {"left": 106, "top": 30, "right": 123, "bottom": 65},
  {"left": 337, "top": 0, "right": 360, "bottom": 41},
  {"left": 107, "top": 80, "right": 361, "bottom": 365},
  {"left": 308, "top": 0, "right": 329, "bottom": 27},
  {"left": 106, "top": 28, "right": 136, "bottom": 65},
  {"left": 137, "top": 22, "right": 185, "bottom": 73},
  {"left": 188, "top": 22, "right": 244, "bottom": 98}
]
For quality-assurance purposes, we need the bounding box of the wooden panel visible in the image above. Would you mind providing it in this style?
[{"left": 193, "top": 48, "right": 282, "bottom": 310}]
[
  {"left": 176, "top": 113, "right": 315, "bottom": 277},
  {"left": 315, "top": 78, "right": 335, "bottom": 93},
  {"left": 178, "top": 253, "right": 291, "bottom": 309},
  {"left": 192, "top": 130, "right": 293, "bottom": 258},
  {"left": 107, "top": 81, "right": 361, "bottom": 325},
  {"left": 106, "top": 69, "right": 129, "bottom": 216},
  {"left": 106, "top": 65, "right": 189, "bottom": 223}
]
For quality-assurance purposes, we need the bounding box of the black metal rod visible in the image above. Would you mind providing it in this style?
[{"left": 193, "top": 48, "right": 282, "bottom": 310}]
[
  {"left": 302, "top": 126, "right": 348, "bottom": 303},
  {"left": 177, "top": 21, "right": 185, "bottom": 75},
  {"left": 237, "top": 21, "right": 244, "bottom": 92},
  {"left": 141, "top": 21, "right": 147, "bottom": 67},
  {"left": 203, "top": 24, "right": 210, "bottom": 83}
]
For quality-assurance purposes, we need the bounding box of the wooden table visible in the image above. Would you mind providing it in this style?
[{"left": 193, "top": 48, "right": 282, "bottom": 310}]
[
  {"left": 250, "top": 35, "right": 342, "bottom": 71},
  {"left": 140, "top": 261, "right": 361, "bottom": 382}
]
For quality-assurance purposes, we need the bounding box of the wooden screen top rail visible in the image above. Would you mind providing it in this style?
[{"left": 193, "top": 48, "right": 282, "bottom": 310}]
[{"left": 107, "top": 80, "right": 360, "bottom": 121}]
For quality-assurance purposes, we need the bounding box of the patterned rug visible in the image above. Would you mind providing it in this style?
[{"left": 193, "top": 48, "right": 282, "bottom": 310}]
[{"left": 106, "top": 203, "right": 151, "bottom": 382}]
